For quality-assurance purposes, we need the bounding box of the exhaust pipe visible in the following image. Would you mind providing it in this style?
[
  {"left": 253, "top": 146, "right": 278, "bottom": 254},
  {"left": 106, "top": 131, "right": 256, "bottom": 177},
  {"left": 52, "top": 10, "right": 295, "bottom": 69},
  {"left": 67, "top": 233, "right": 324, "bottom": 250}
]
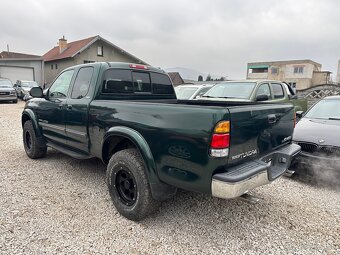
[
  {"left": 238, "top": 193, "right": 261, "bottom": 204},
  {"left": 284, "top": 169, "right": 295, "bottom": 177}
]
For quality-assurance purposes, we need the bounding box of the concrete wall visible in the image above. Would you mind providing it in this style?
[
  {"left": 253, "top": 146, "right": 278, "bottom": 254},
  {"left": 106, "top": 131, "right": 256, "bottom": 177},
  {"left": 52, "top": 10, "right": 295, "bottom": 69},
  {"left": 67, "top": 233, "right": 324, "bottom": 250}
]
[
  {"left": 312, "top": 72, "right": 330, "bottom": 85},
  {"left": 247, "top": 61, "right": 321, "bottom": 90},
  {"left": 44, "top": 40, "right": 144, "bottom": 85},
  {"left": 0, "top": 59, "right": 44, "bottom": 86}
]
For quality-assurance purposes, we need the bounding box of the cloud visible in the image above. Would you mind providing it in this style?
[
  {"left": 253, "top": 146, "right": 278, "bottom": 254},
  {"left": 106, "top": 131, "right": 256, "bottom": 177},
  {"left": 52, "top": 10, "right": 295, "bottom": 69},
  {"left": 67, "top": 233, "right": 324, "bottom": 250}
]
[{"left": 1, "top": 0, "right": 339, "bottom": 78}]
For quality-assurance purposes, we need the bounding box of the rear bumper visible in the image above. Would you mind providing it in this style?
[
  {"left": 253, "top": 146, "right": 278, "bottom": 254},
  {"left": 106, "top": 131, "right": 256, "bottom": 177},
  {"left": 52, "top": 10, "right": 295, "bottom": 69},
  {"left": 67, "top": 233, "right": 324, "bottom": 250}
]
[{"left": 211, "top": 143, "right": 301, "bottom": 199}]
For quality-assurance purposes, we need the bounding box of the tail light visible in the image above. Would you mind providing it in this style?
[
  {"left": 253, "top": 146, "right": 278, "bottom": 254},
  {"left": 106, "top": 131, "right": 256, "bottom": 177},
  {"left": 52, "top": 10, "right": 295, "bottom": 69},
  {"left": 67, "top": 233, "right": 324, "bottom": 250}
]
[{"left": 210, "top": 121, "right": 230, "bottom": 157}]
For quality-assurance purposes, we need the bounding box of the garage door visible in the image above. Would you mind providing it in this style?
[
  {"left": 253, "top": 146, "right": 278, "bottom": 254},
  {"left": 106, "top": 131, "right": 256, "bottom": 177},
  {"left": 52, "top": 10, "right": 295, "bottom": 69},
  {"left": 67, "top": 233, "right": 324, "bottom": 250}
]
[{"left": 0, "top": 66, "right": 34, "bottom": 84}]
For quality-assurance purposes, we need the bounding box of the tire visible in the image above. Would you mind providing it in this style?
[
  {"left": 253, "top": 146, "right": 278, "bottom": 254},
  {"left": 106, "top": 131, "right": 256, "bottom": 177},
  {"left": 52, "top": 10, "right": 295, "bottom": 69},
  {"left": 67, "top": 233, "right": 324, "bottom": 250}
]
[
  {"left": 23, "top": 120, "right": 47, "bottom": 159},
  {"left": 106, "top": 148, "right": 160, "bottom": 221},
  {"left": 13, "top": 99, "right": 18, "bottom": 103}
]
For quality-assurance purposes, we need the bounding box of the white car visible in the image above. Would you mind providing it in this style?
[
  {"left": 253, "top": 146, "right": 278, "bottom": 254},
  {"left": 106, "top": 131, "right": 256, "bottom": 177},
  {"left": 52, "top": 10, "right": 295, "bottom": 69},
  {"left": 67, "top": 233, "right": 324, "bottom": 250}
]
[{"left": 175, "top": 84, "right": 214, "bottom": 100}]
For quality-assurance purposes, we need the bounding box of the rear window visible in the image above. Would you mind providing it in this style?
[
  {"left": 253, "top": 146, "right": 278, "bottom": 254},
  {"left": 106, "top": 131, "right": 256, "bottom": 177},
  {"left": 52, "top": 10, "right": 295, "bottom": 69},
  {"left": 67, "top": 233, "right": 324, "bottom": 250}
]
[
  {"left": 151, "top": 73, "right": 174, "bottom": 94},
  {"left": 102, "top": 69, "right": 173, "bottom": 95},
  {"left": 102, "top": 69, "right": 133, "bottom": 93},
  {"left": 272, "top": 83, "right": 284, "bottom": 99}
]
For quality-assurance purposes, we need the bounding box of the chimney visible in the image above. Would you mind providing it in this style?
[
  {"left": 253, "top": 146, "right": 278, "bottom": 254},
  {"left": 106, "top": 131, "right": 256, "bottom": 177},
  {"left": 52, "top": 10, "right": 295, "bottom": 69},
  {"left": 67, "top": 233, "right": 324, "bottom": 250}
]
[{"left": 59, "top": 36, "right": 67, "bottom": 53}]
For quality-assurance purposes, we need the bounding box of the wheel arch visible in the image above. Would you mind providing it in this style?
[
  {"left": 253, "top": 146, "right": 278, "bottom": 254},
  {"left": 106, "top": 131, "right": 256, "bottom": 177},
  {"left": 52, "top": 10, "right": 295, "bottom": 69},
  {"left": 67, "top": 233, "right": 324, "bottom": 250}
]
[
  {"left": 22, "top": 109, "right": 42, "bottom": 137},
  {"left": 102, "top": 126, "right": 176, "bottom": 201}
]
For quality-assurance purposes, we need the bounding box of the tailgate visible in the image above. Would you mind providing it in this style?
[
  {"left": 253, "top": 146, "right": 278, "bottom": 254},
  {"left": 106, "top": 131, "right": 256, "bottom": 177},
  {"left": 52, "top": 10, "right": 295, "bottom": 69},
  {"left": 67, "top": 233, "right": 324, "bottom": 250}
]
[{"left": 228, "top": 104, "right": 294, "bottom": 166}]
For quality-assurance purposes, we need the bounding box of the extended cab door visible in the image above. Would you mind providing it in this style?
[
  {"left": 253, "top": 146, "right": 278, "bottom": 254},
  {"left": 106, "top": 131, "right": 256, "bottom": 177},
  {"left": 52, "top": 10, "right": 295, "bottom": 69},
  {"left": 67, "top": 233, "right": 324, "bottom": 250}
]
[
  {"left": 36, "top": 69, "right": 75, "bottom": 145},
  {"left": 64, "top": 66, "right": 94, "bottom": 154}
]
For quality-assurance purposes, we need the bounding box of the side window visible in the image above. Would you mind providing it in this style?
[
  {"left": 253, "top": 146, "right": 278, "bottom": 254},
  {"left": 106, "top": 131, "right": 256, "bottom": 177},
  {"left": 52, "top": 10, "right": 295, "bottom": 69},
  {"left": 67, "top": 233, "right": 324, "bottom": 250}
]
[
  {"left": 102, "top": 69, "right": 133, "bottom": 93},
  {"left": 132, "top": 72, "right": 151, "bottom": 93},
  {"left": 256, "top": 83, "right": 271, "bottom": 98},
  {"left": 271, "top": 83, "right": 284, "bottom": 99},
  {"left": 151, "top": 72, "right": 174, "bottom": 94},
  {"left": 71, "top": 67, "right": 93, "bottom": 99},
  {"left": 49, "top": 70, "right": 74, "bottom": 98}
]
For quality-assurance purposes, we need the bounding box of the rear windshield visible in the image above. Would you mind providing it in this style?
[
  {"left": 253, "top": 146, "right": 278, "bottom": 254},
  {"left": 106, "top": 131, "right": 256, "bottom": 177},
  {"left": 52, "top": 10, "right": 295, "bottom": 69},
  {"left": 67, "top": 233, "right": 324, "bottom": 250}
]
[
  {"left": 102, "top": 69, "right": 174, "bottom": 95},
  {"left": 203, "top": 82, "right": 256, "bottom": 99},
  {"left": 21, "top": 81, "right": 39, "bottom": 88},
  {"left": 175, "top": 86, "right": 198, "bottom": 99}
]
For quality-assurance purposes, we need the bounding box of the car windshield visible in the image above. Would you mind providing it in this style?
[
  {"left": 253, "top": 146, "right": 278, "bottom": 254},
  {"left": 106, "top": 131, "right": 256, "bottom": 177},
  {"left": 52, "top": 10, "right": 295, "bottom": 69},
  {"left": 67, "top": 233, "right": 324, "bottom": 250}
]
[
  {"left": 305, "top": 99, "right": 340, "bottom": 119},
  {"left": 175, "top": 86, "right": 198, "bottom": 99},
  {"left": 203, "top": 82, "right": 256, "bottom": 99},
  {"left": 21, "top": 81, "right": 39, "bottom": 88},
  {"left": 0, "top": 80, "right": 13, "bottom": 88}
]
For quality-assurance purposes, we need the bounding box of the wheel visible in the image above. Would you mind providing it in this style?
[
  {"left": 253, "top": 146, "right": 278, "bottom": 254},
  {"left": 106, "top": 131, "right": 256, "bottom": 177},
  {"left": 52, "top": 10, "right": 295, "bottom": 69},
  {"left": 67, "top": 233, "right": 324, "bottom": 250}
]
[
  {"left": 106, "top": 148, "right": 160, "bottom": 221},
  {"left": 13, "top": 99, "right": 18, "bottom": 103},
  {"left": 23, "top": 120, "right": 47, "bottom": 159}
]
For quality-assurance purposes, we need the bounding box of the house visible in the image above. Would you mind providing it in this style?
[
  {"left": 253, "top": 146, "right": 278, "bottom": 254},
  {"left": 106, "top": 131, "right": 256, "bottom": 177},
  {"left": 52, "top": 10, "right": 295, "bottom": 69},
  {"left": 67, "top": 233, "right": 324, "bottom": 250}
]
[
  {"left": 43, "top": 35, "right": 148, "bottom": 84},
  {"left": 167, "top": 72, "right": 184, "bottom": 86},
  {"left": 0, "top": 51, "right": 44, "bottom": 86},
  {"left": 247, "top": 60, "right": 331, "bottom": 91}
]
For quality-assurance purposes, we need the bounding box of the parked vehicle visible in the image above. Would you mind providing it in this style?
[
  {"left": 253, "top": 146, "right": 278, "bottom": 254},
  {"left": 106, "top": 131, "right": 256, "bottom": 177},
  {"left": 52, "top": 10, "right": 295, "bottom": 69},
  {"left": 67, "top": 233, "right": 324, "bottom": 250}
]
[
  {"left": 22, "top": 62, "right": 300, "bottom": 220},
  {"left": 291, "top": 96, "right": 340, "bottom": 178},
  {"left": 201, "top": 80, "right": 308, "bottom": 112},
  {"left": 14, "top": 80, "right": 39, "bottom": 100},
  {"left": 0, "top": 78, "right": 18, "bottom": 103},
  {"left": 175, "top": 84, "right": 214, "bottom": 100}
]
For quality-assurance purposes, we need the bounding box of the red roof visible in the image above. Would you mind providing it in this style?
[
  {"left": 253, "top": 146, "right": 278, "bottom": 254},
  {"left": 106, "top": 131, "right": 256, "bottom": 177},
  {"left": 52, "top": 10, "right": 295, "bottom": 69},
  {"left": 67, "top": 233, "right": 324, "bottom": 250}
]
[{"left": 43, "top": 36, "right": 97, "bottom": 62}]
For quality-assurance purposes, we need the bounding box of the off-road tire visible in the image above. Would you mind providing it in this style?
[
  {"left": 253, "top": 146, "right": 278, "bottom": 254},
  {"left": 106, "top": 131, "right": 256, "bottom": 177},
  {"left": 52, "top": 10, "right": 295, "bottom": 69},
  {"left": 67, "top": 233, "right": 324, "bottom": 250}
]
[
  {"left": 107, "top": 148, "right": 160, "bottom": 221},
  {"left": 23, "top": 120, "right": 47, "bottom": 159}
]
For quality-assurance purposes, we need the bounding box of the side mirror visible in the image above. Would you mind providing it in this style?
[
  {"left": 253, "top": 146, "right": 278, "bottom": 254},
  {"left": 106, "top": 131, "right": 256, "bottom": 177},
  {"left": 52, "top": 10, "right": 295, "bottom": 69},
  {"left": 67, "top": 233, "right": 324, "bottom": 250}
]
[
  {"left": 17, "top": 84, "right": 21, "bottom": 87},
  {"left": 256, "top": 94, "right": 269, "bottom": 101},
  {"left": 30, "top": 87, "right": 43, "bottom": 98},
  {"left": 296, "top": 111, "right": 304, "bottom": 118}
]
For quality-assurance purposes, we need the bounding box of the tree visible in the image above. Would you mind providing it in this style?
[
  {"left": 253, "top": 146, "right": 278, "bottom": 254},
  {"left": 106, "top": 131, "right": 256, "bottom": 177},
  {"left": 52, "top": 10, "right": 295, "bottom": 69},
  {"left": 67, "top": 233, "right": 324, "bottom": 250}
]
[
  {"left": 206, "top": 74, "right": 212, "bottom": 81},
  {"left": 198, "top": 75, "right": 203, "bottom": 81}
]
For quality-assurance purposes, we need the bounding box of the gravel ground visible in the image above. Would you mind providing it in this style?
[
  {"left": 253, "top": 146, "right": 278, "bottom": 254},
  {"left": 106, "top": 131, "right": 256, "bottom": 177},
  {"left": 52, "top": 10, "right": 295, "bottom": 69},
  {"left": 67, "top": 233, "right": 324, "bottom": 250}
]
[{"left": 0, "top": 101, "right": 339, "bottom": 255}]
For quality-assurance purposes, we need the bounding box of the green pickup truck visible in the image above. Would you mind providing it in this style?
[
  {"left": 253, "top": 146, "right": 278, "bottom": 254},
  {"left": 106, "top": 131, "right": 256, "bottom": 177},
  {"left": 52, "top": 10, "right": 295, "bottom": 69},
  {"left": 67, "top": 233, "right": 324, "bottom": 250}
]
[
  {"left": 201, "top": 80, "right": 308, "bottom": 112},
  {"left": 22, "top": 62, "right": 300, "bottom": 220}
]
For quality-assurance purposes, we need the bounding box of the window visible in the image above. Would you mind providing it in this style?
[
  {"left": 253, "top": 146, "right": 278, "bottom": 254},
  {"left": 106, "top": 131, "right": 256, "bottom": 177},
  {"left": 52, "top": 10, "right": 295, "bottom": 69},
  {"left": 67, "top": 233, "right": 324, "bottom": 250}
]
[
  {"left": 271, "top": 67, "right": 278, "bottom": 74},
  {"left": 256, "top": 83, "right": 271, "bottom": 98},
  {"left": 97, "top": 46, "right": 103, "bottom": 56},
  {"left": 151, "top": 72, "right": 174, "bottom": 94},
  {"left": 71, "top": 67, "right": 93, "bottom": 99},
  {"left": 55, "top": 64, "right": 58, "bottom": 69},
  {"left": 294, "top": 66, "right": 304, "bottom": 74},
  {"left": 102, "top": 69, "right": 133, "bottom": 93},
  {"left": 271, "top": 83, "right": 284, "bottom": 99},
  {"left": 49, "top": 70, "right": 74, "bottom": 98},
  {"left": 51, "top": 64, "right": 53, "bottom": 70},
  {"left": 132, "top": 72, "right": 151, "bottom": 93},
  {"left": 249, "top": 67, "right": 268, "bottom": 73}
]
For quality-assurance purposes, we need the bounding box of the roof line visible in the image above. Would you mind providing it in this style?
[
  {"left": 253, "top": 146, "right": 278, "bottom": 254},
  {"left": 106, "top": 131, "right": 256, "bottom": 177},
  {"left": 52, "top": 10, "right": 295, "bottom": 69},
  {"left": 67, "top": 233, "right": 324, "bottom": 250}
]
[{"left": 72, "top": 35, "right": 148, "bottom": 65}]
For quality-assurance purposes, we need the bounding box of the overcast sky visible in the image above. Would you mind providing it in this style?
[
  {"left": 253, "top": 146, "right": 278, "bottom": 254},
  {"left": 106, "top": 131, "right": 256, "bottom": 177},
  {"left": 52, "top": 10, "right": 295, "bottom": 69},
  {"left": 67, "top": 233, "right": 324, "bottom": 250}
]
[{"left": 1, "top": 0, "right": 339, "bottom": 79}]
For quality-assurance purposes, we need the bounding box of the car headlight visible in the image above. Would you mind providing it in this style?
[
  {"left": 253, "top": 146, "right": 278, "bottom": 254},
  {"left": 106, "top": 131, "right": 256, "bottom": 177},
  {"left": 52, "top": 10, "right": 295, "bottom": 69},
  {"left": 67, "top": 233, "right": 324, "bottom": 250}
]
[{"left": 10, "top": 91, "right": 17, "bottom": 95}]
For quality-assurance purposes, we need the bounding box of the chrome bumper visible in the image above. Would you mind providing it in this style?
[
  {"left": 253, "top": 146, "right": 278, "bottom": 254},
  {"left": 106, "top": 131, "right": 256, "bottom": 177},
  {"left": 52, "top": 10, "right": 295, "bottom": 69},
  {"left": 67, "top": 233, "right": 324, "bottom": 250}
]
[
  {"left": 0, "top": 95, "right": 17, "bottom": 101},
  {"left": 211, "top": 143, "right": 301, "bottom": 199}
]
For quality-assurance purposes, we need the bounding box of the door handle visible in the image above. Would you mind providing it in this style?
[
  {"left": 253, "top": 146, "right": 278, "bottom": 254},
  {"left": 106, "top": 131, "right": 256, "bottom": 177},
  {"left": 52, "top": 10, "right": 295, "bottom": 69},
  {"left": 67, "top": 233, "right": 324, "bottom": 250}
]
[
  {"left": 268, "top": 114, "right": 277, "bottom": 124},
  {"left": 66, "top": 105, "right": 72, "bottom": 110}
]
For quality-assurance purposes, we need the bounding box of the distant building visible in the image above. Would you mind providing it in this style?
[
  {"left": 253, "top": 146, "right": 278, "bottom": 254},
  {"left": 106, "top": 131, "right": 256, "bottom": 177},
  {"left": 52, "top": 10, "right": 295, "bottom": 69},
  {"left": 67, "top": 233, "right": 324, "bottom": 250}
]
[
  {"left": 337, "top": 60, "right": 340, "bottom": 83},
  {"left": 167, "top": 72, "right": 184, "bottom": 86},
  {"left": 0, "top": 51, "right": 44, "bottom": 86},
  {"left": 43, "top": 35, "right": 147, "bottom": 84},
  {"left": 247, "top": 60, "right": 331, "bottom": 91}
]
